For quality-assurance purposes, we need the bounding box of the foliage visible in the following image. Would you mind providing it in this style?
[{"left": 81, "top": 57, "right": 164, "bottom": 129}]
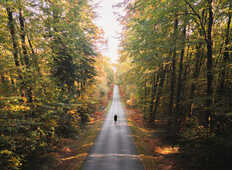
[
  {"left": 0, "top": 0, "right": 114, "bottom": 169},
  {"left": 117, "top": 0, "right": 232, "bottom": 169},
  {"left": 179, "top": 116, "right": 232, "bottom": 169}
]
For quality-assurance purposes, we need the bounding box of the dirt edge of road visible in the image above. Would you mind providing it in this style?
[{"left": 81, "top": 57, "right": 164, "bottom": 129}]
[
  {"left": 53, "top": 97, "right": 113, "bottom": 170},
  {"left": 119, "top": 87, "right": 179, "bottom": 170}
]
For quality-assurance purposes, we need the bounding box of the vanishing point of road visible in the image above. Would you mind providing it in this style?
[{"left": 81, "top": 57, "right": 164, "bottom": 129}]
[{"left": 82, "top": 85, "right": 144, "bottom": 170}]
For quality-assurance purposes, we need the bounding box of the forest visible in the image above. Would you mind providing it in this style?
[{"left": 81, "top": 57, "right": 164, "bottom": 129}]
[
  {"left": 117, "top": 0, "right": 232, "bottom": 169},
  {"left": 0, "top": 0, "right": 113, "bottom": 169},
  {"left": 1, "top": 0, "right": 232, "bottom": 170}
]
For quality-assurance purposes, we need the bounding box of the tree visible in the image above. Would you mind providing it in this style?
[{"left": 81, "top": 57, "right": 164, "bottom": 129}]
[{"left": 0, "top": 0, "right": 114, "bottom": 169}]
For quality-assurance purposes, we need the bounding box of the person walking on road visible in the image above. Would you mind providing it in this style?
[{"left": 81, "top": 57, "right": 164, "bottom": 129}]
[{"left": 114, "top": 114, "right": 118, "bottom": 122}]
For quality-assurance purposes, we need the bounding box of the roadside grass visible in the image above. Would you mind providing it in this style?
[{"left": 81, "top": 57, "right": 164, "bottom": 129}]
[
  {"left": 129, "top": 122, "right": 158, "bottom": 170},
  {"left": 55, "top": 99, "right": 112, "bottom": 170},
  {"left": 124, "top": 107, "right": 159, "bottom": 170},
  {"left": 119, "top": 88, "right": 176, "bottom": 170}
]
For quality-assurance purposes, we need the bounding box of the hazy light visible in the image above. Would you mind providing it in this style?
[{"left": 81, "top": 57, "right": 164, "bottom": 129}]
[{"left": 94, "top": 0, "right": 124, "bottom": 64}]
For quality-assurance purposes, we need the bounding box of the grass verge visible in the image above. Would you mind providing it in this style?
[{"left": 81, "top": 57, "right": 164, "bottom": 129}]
[
  {"left": 119, "top": 87, "right": 177, "bottom": 170},
  {"left": 54, "top": 99, "right": 113, "bottom": 170}
]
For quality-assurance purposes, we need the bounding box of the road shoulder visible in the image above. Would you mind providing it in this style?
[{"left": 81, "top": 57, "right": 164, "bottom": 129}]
[
  {"left": 119, "top": 87, "right": 179, "bottom": 170},
  {"left": 53, "top": 99, "right": 113, "bottom": 170}
]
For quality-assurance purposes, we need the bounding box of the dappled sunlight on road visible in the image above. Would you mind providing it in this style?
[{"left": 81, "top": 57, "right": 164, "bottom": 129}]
[
  {"left": 61, "top": 153, "right": 88, "bottom": 161},
  {"left": 82, "top": 86, "right": 144, "bottom": 170},
  {"left": 87, "top": 153, "right": 174, "bottom": 161},
  {"left": 139, "top": 154, "right": 159, "bottom": 160},
  {"left": 112, "top": 121, "right": 128, "bottom": 126},
  {"left": 89, "top": 153, "right": 140, "bottom": 160}
]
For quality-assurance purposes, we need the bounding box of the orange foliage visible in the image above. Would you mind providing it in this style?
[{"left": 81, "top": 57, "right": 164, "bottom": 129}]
[
  {"left": 119, "top": 86, "right": 177, "bottom": 170},
  {"left": 155, "top": 146, "right": 179, "bottom": 155}
]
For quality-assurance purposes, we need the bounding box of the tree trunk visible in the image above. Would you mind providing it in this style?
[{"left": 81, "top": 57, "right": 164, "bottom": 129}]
[
  {"left": 7, "top": 7, "right": 33, "bottom": 103},
  {"left": 27, "top": 34, "right": 41, "bottom": 74},
  {"left": 176, "top": 25, "right": 186, "bottom": 115},
  {"left": 169, "top": 18, "right": 178, "bottom": 114},
  {"left": 19, "top": 8, "right": 29, "bottom": 66},
  {"left": 219, "top": 13, "right": 231, "bottom": 91},
  {"left": 150, "top": 65, "right": 167, "bottom": 124},
  {"left": 205, "top": 0, "right": 214, "bottom": 129},
  {"left": 189, "top": 43, "right": 204, "bottom": 116},
  {"left": 19, "top": 8, "right": 33, "bottom": 103},
  {"left": 144, "top": 78, "right": 147, "bottom": 113},
  {"left": 7, "top": 8, "right": 20, "bottom": 67},
  {"left": 149, "top": 73, "right": 158, "bottom": 117}
]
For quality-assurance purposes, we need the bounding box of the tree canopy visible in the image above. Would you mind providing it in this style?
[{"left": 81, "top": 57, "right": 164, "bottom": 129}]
[
  {"left": 0, "top": 0, "right": 113, "bottom": 169},
  {"left": 117, "top": 0, "right": 232, "bottom": 169}
]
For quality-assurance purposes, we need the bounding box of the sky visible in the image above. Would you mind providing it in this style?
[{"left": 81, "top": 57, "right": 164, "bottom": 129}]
[{"left": 93, "top": 0, "right": 124, "bottom": 64}]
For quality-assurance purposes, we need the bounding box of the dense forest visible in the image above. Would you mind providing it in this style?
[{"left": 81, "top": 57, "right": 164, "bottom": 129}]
[
  {"left": 0, "top": 0, "right": 113, "bottom": 169},
  {"left": 1, "top": 0, "right": 232, "bottom": 169},
  {"left": 117, "top": 0, "right": 232, "bottom": 169}
]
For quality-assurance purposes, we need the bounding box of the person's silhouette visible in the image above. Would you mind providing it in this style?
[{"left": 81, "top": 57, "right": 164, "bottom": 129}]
[{"left": 114, "top": 114, "right": 118, "bottom": 122}]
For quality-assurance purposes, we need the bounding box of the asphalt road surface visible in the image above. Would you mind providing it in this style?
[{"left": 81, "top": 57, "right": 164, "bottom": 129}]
[{"left": 82, "top": 86, "right": 144, "bottom": 170}]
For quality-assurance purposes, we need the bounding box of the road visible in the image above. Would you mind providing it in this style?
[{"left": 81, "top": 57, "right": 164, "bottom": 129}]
[{"left": 82, "top": 86, "right": 144, "bottom": 170}]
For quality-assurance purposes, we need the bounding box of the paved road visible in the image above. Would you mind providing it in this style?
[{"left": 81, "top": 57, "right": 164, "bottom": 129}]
[{"left": 82, "top": 86, "right": 144, "bottom": 170}]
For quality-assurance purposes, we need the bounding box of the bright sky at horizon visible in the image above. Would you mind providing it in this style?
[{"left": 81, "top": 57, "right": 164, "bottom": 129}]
[{"left": 93, "top": 0, "right": 124, "bottom": 64}]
